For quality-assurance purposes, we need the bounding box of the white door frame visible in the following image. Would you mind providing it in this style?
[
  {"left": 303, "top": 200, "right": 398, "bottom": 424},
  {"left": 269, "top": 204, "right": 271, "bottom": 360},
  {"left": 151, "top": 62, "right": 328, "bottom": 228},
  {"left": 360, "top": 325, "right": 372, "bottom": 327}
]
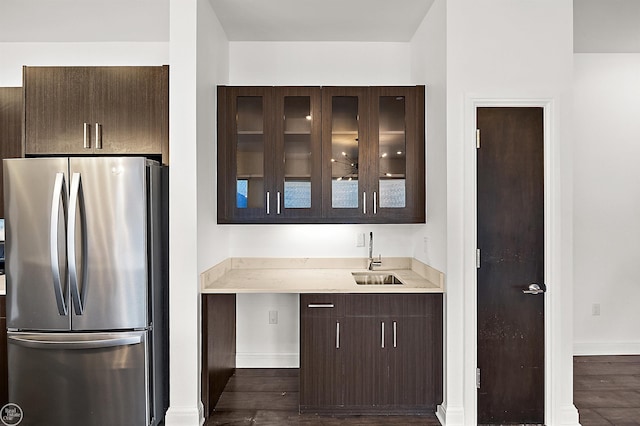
[{"left": 460, "top": 97, "right": 576, "bottom": 425}]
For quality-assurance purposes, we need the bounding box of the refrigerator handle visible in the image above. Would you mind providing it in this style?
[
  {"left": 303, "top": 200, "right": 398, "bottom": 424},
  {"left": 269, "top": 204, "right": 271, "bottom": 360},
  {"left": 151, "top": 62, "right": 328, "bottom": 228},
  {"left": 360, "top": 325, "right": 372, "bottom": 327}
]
[
  {"left": 50, "top": 172, "right": 68, "bottom": 316},
  {"left": 68, "top": 172, "right": 85, "bottom": 315},
  {"left": 8, "top": 334, "right": 143, "bottom": 350}
]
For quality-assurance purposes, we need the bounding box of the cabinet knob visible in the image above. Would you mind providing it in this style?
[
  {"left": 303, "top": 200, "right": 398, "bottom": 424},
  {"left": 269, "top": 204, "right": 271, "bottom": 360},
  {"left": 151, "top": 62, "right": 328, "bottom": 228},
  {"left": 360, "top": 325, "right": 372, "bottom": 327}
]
[{"left": 83, "top": 123, "right": 91, "bottom": 149}]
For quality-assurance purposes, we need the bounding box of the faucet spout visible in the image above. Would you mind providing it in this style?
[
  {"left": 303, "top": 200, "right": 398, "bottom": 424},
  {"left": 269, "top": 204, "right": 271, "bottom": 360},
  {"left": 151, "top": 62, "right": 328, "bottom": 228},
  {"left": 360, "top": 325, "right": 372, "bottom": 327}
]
[{"left": 368, "top": 231, "right": 382, "bottom": 270}]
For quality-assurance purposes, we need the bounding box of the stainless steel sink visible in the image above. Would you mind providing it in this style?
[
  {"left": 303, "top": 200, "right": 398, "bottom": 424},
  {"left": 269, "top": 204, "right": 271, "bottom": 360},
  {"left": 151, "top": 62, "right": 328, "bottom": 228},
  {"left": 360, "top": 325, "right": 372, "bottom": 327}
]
[{"left": 351, "top": 272, "right": 405, "bottom": 285}]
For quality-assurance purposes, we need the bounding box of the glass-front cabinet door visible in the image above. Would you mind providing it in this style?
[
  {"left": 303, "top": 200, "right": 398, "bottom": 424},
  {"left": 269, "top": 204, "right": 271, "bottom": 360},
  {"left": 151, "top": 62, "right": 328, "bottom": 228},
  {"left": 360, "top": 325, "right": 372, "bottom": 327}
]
[
  {"left": 369, "top": 86, "right": 424, "bottom": 222},
  {"left": 275, "top": 87, "right": 322, "bottom": 220},
  {"left": 322, "top": 87, "right": 369, "bottom": 221},
  {"left": 218, "top": 86, "right": 274, "bottom": 222}
]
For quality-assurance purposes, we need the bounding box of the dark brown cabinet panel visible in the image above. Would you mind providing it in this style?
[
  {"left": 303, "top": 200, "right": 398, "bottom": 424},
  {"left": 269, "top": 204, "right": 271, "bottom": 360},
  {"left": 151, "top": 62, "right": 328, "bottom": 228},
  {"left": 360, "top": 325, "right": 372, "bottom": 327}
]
[
  {"left": 0, "top": 87, "right": 23, "bottom": 217},
  {"left": 24, "top": 66, "right": 169, "bottom": 164},
  {"left": 201, "top": 294, "right": 236, "bottom": 417},
  {"left": 300, "top": 293, "right": 442, "bottom": 414},
  {"left": 218, "top": 85, "right": 425, "bottom": 224}
]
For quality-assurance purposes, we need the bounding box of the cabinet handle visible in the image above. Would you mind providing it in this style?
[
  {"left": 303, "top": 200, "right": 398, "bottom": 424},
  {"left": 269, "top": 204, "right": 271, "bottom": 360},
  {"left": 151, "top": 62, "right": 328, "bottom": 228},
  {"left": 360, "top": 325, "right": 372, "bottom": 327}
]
[
  {"left": 83, "top": 123, "right": 90, "bottom": 149},
  {"left": 266, "top": 191, "right": 270, "bottom": 215},
  {"left": 393, "top": 321, "right": 397, "bottom": 348},
  {"left": 277, "top": 191, "right": 281, "bottom": 215},
  {"left": 373, "top": 191, "right": 378, "bottom": 215},
  {"left": 381, "top": 321, "right": 385, "bottom": 348},
  {"left": 307, "top": 304, "right": 334, "bottom": 308},
  {"left": 95, "top": 123, "right": 102, "bottom": 149},
  {"left": 363, "top": 192, "right": 367, "bottom": 215},
  {"left": 336, "top": 321, "right": 340, "bottom": 349}
]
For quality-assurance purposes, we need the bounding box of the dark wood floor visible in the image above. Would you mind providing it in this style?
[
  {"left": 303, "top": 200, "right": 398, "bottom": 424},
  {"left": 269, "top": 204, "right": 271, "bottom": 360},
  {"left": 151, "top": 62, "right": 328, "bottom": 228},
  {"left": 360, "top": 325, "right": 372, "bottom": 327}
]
[
  {"left": 575, "top": 355, "right": 640, "bottom": 425},
  {"left": 205, "top": 369, "right": 441, "bottom": 425},
  {"left": 205, "top": 357, "right": 640, "bottom": 425}
]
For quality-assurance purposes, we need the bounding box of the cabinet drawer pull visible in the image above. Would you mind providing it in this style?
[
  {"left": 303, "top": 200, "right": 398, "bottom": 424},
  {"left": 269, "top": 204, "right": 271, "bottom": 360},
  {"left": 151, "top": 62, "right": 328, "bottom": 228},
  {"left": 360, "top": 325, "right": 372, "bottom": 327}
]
[
  {"left": 95, "top": 122, "right": 102, "bottom": 149},
  {"left": 381, "top": 321, "right": 385, "bottom": 348},
  {"left": 336, "top": 321, "right": 340, "bottom": 349},
  {"left": 83, "top": 123, "right": 90, "bottom": 149},
  {"left": 307, "top": 303, "right": 334, "bottom": 308},
  {"left": 393, "top": 321, "right": 397, "bottom": 348}
]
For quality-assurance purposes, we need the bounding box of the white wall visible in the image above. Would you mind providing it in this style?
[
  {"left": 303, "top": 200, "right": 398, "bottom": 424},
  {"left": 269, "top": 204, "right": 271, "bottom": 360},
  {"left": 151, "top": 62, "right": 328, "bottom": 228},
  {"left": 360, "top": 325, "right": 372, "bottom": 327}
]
[
  {"left": 573, "top": 53, "right": 640, "bottom": 355},
  {"left": 167, "top": 0, "right": 230, "bottom": 424},
  {"left": 227, "top": 41, "right": 430, "bottom": 367},
  {"left": 409, "top": 0, "right": 448, "bottom": 412},
  {"left": 229, "top": 42, "right": 410, "bottom": 86},
  {"left": 0, "top": 42, "right": 169, "bottom": 86},
  {"left": 444, "top": 1, "right": 577, "bottom": 425}
]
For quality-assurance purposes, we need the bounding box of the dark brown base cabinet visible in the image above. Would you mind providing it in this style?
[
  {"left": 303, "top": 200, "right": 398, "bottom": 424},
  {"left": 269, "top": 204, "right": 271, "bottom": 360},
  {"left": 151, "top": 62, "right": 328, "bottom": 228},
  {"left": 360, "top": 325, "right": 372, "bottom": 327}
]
[{"left": 300, "top": 293, "right": 443, "bottom": 414}]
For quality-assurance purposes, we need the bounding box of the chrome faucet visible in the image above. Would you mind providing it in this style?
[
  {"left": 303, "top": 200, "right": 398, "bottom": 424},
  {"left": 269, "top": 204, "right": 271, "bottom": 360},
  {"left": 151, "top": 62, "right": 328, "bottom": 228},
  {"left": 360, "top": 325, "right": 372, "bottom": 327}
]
[{"left": 368, "top": 231, "right": 382, "bottom": 270}]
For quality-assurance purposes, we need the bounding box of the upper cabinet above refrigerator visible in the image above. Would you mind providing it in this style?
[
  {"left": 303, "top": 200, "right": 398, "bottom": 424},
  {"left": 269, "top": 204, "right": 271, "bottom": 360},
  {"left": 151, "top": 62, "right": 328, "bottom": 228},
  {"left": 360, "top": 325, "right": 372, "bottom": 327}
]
[
  {"left": 23, "top": 66, "right": 169, "bottom": 164},
  {"left": 217, "top": 85, "right": 425, "bottom": 224}
]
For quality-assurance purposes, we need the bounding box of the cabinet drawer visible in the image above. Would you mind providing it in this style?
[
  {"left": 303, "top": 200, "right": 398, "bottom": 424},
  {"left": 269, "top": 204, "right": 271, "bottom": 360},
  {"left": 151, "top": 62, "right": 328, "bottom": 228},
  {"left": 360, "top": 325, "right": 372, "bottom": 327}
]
[
  {"left": 0, "top": 295, "right": 5, "bottom": 318},
  {"left": 300, "top": 294, "right": 343, "bottom": 317},
  {"left": 344, "top": 293, "right": 442, "bottom": 317}
]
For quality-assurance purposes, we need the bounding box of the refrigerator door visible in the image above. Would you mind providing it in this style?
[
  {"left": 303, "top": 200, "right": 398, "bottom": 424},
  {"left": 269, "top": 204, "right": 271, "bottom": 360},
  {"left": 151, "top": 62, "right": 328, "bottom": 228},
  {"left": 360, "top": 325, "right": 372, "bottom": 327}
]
[
  {"left": 8, "top": 331, "right": 150, "bottom": 426},
  {"left": 68, "top": 157, "right": 148, "bottom": 330},
  {"left": 4, "top": 158, "right": 71, "bottom": 331}
]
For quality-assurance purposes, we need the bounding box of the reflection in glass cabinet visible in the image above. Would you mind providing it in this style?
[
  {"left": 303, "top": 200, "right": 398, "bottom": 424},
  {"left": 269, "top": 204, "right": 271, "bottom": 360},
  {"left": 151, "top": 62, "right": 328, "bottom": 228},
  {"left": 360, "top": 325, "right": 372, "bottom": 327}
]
[{"left": 331, "top": 96, "right": 360, "bottom": 208}]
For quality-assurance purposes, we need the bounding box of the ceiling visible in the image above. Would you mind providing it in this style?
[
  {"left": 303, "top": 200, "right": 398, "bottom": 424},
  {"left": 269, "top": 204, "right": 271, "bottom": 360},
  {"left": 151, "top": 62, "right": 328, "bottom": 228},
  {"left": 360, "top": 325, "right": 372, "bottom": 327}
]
[
  {"left": 0, "top": 0, "right": 638, "bottom": 52},
  {"left": 208, "top": 0, "right": 435, "bottom": 42},
  {"left": 573, "top": 0, "right": 640, "bottom": 53}
]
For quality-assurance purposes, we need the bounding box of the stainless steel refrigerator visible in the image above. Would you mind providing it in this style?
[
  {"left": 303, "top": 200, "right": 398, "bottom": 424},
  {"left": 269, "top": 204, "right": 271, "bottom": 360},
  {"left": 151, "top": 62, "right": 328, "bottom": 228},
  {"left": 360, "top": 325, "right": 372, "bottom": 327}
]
[{"left": 3, "top": 157, "right": 168, "bottom": 426}]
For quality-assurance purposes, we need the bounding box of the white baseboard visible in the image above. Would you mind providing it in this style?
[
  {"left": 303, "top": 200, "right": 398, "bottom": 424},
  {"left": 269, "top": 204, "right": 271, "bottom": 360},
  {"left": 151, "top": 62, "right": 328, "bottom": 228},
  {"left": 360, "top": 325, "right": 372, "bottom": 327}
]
[
  {"left": 164, "top": 405, "right": 202, "bottom": 426},
  {"left": 574, "top": 341, "right": 640, "bottom": 356},
  {"left": 236, "top": 352, "right": 300, "bottom": 368},
  {"left": 436, "top": 403, "right": 464, "bottom": 425}
]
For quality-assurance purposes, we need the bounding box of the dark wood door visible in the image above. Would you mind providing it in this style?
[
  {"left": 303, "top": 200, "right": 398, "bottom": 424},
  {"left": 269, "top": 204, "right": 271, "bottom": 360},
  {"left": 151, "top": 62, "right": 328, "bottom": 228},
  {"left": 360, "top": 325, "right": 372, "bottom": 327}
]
[
  {"left": 477, "top": 107, "right": 545, "bottom": 423},
  {"left": 24, "top": 67, "right": 92, "bottom": 155},
  {"left": 0, "top": 87, "right": 23, "bottom": 217},
  {"left": 299, "top": 294, "right": 344, "bottom": 410},
  {"left": 93, "top": 66, "right": 168, "bottom": 158}
]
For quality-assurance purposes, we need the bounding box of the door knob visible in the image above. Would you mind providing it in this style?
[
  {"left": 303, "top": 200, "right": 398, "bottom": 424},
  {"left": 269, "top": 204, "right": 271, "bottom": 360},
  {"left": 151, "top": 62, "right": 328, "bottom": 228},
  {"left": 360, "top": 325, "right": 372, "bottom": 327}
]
[{"left": 523, "top": 283, "right": 546, "bottom": 295}]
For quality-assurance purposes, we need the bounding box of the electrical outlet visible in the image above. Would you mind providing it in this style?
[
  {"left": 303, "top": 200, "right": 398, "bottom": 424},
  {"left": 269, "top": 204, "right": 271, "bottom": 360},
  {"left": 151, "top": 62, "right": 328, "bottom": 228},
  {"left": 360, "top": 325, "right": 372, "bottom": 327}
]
[
  {"left": 269, "top": 310, "right": 278, "bottom": 324},
  {"left": 592, "top": 303, "right": 600, "bottom": 316},
  {"left": 356, "top": 233, "right": 365, "bottom": 247}
]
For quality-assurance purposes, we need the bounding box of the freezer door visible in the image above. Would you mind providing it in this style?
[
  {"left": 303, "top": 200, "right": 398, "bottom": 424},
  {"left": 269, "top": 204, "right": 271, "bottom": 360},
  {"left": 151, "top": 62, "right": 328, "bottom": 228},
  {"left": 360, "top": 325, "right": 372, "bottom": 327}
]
[
  {"left": 8, "top": 331, "right": 150, "bottom": 426},
  {"left": 4, "top": 158, "right": 71, "bottom": 331},
  {"left": 68, "top": 157, "right": 148, "bottom": 330}
]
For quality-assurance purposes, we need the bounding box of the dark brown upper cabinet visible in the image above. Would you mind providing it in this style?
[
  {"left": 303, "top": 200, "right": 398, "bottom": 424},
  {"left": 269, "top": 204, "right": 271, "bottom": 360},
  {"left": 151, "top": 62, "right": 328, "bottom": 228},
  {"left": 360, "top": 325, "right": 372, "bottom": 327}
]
[
  {"left": 218, "top": 86, "right": 323, "bottom": 223},
  {"left": 0, "top": 87, "right": 24, "bottom": 218},
  {"left": 322, "top": 86, "right": 425, "bottom": 223},
  {"left": 217, "top": 85, "right": 425, "bottom": 224},
  {"left": 24, "top": 66, "right": 169, "bottom": 164}
]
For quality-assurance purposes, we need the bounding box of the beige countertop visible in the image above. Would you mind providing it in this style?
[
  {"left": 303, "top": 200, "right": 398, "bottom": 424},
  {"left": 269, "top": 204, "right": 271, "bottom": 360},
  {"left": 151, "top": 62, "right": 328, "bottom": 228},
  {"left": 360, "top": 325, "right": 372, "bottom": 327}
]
[
  {"left": 201, "top": 257, "right": 444, "bottom": 294},
  {"left": 0, "top": 274, "right": 5, "bottom": 296}
]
